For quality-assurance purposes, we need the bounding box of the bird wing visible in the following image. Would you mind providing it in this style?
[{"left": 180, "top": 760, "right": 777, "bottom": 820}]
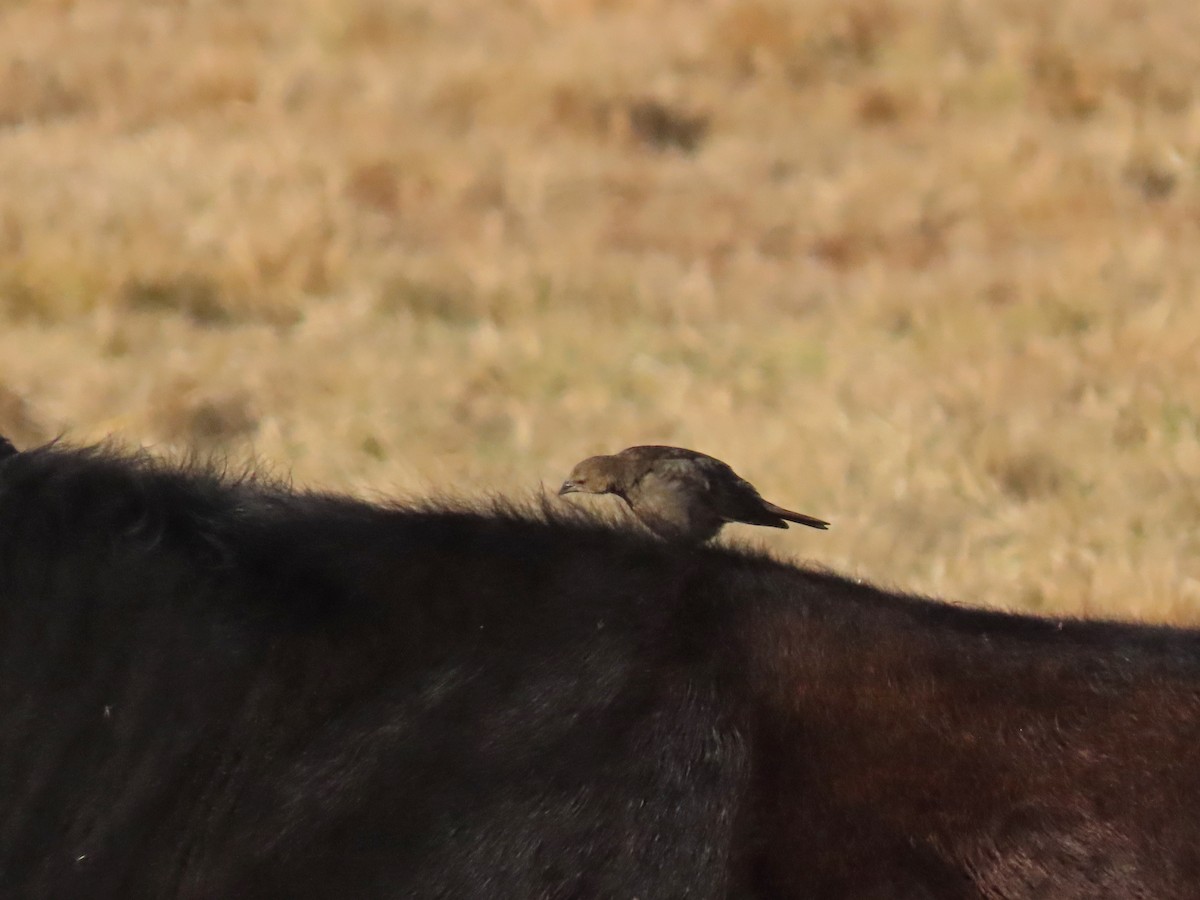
[
  {"left": 704, "top": 463, "right": 795, "bottom": 527},
  {"left": 642, "top": 456, "right": 712, "bottom": 493},
  {"left": 641, "top": 455, "right": 784, "bottom": 525},
  {"left": 622, "top": 449, "right": 760, "bottom": 506},
  {"left": 618, "top": 445, "right": 714, "bottom": 465},
  {"left": 625, "top": 456, "right": 727, "bottom": 541}
]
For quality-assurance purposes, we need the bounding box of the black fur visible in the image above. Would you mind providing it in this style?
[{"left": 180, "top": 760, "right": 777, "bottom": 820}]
[{"left": 0, "top": 440, "right": 1198, "bottom": 898}]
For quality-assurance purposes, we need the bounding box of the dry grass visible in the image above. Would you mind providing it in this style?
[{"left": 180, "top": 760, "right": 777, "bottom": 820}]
[{"left": 2, "top": 0, "right": 1200, "bottom": 620}]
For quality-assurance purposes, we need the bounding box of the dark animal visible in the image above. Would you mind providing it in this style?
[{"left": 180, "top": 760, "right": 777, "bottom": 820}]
[
  {"left": 1, "top": 439, "right": 1199, "bottom": 899},
  {"left": 559, "top": 445, "right": 829, "bottom": 543}
]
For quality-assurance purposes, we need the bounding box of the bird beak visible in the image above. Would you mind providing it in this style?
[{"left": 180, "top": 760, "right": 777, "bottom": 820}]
[{"left": 558, "top": 480, "right": 576, "bottom": 496}]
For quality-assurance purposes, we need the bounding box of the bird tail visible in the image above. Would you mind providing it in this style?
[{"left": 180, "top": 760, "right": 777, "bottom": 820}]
[{"left": 762, "top": 502, "right": 830, "bottom": 530}]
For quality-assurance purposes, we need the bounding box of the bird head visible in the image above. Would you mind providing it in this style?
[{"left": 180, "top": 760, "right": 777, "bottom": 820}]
[{"left": 558, "top": 455, "right": 621, "bottom": 496}]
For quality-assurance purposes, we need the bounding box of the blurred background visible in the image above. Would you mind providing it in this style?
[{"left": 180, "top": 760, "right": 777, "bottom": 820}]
[{"left": 2, "top": 0, "right": 1199, "bottom": 619}]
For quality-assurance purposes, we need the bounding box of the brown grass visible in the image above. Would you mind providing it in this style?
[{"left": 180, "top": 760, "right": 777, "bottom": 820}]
[{"left": 2, "top": 0, "right": 1200, "bottom": 620}]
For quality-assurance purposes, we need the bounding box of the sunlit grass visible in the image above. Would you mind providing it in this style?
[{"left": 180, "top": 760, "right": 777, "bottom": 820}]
[{"left": 1, "top": 0, "right": 1199, "bottom": 620}]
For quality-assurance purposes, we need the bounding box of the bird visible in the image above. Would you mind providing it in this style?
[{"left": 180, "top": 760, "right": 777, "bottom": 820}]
[{"left": 558, "top": 445, "right": 829, "bottom": 544}]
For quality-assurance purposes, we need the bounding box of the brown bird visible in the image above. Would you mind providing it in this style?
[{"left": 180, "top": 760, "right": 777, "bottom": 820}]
[{"left": 558, "top": 445, "right": 829, "bottom": 544}]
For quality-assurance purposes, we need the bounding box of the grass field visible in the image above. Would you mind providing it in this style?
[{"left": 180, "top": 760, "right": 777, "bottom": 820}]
[{"left": 2, "top": 0, "right": 1200, "bottom": 620}]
